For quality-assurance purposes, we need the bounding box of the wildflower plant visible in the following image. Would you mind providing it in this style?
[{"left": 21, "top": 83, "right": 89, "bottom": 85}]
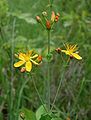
[{"left": 13, "top": 0, "right": 83, "bottom": 120}]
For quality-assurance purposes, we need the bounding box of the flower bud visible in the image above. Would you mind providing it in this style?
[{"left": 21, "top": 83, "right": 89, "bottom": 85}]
[
  {"left": 42, "top": 11, "right": 47, "bottom": 17},
  {"left": 37, "top": 55, "right": 42, "bottom": 63},
  {"left": 51, "top": 11, "right": 55, "bottom": 22},
  {"left": 55, "top": 15, "right": 59, "bottom": 22},
  {"left": 56, "top": 13, "right": 60, "bottom": 17},
  {"left": 20, "top": 67, "right": 26, "bottom": 73},
  {"left": 70, "top": 55, "right": 74, "bottom": 59},
  {"left": 46, "top": 20, "right": 51, "bottom": 30},
  {"left": 55, "top": 48, "right": 61, "bottom": 54},
  {"left": 36, "top": 16, "right": 41, "bottom": 23}
]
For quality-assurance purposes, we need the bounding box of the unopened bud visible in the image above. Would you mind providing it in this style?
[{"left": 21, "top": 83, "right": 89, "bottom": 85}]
[
  {"left": 46, "top": 20, "right": 51, "bottom": 30},
  {"left": 56, "top": 13, "right": 60, "bottom": 17},
  {"left": 70, "top": 55, "right": 74, "bottom": 59},
  {"left": 51, "top": 11, "right": 55, "bottom": 22},
  {"left": 37, "top": 55, "right": 42, "bottom": 63},
  {"left": 42, "top": 11, "right": 47, "bottom": 17},
  {"left": 14, "top": 54, "right": 19, "bottom": 58},
  {"left": 55, "top": 48, "right": 61, "bottom": 54},
  {"left": 20, "top": 67, "right": 26, "bottom": 73},
  {"left": 36, "top": 16, "right": 41, "bottom": 23},
  {"left": 55, "top": 15, "right": 59, "bottom": 22}
]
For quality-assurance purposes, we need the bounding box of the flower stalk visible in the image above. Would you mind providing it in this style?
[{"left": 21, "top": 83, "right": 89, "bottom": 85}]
[{"left": 46, "top": 30, "right": 51, "bottom": 111}]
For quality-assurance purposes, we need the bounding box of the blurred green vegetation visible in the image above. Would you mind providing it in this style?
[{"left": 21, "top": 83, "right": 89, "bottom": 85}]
[{"left": 0, "top": 0, "right": 91, "bottom": 120}]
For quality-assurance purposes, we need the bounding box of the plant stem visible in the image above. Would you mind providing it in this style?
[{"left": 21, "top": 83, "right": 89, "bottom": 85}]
[
  {"left": 48, "top": 30, "right": 51, "bottom": 54},
  {"left": 32, "top": 76, "right": 48, "bottom": 113},
  {"left": 51, "top": 63, "right": 68, "bottom": 111},
  {"left": 46, "top": 30, "right": 51, "bottom": 111}
]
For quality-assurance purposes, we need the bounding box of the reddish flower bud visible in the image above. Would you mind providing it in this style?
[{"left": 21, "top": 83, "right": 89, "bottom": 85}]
[
  {"left": 20, "top": 67, "right": 26, "bottom": 73},
  {"left": 55, "top": 48, "right": 61, "bottom": 54},
  {"left": 70, "top": 55, "right": 74, "bottom": 59},
  {"left": 37, "top": 55, "right": 42, "bottom": 63},
  {"left": 46, "top": 20, "right": 51, "bottom": 30},
  {"left": 36, "top": 16, "right": 41, "bottom": 23},
  {"left": 55, "top": 15, "right": 59, "bottom": 22}
]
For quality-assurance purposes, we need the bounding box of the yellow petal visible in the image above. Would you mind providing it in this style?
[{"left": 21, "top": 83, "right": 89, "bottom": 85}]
[
  {"left": 30, "top": 59, "right": 39, "bottom": 65},
  {"left": 30, "top": 54, "right": 38, "bottom": 59},
  {"left": 14, "top": 61, "right": 25, "bottom": 67},
  {"left": 71, "top": 53, "right": 82, "bottom": 60},
  {"left": 25, "top": 61, "right": 32, "bottom": 72},
  {"left": 27, "top": 50, "right": 33, "bottom": 57},
  {"left": 19, "top": 53, "right": 26, "bottom": 61},
  {"left": 61, "top": 50, "right": 70, "bottom": 55}
]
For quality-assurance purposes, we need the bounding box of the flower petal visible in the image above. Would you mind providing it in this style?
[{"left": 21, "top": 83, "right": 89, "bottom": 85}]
[
  {"left": 71, "top": 53, "right": 82, "bottom": 60},
  {"left": 27, "top": 50, "right": 33, "bottom": 57},
  {"left": 14, "top": 61, "right": 25, "bottom": 67},
  {"left": 30, "top": 59, "right": 39, "bottom": 65},
  {"left": 30, "top": 54, "right": 38, "bottom": 59},
  {"left": 61, "top": 50, "right": 70, "bottom": 55},
  {"left": 25, "top": 61, "right": 32, "bottom": 72},
  {"left": 19, "top": 53, "right": 26, "bottom": 61}
]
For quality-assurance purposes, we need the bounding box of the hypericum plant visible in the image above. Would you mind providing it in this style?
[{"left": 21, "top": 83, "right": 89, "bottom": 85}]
[{"left": 13, "top": 1, "right": 82, "bottom": 120}]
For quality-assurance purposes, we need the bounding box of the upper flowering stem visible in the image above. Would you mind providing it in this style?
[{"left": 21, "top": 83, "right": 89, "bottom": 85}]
[
  {"left": 36, "top": 11, "right": 60, "bottom": 31},
  {"left": 14, "top": 50, "right": 42, "bottom": 72}
]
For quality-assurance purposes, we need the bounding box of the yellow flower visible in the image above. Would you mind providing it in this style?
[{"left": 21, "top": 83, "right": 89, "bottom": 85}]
[
  {"left": 14, "top": 50, "right": 39, "bottom": 72},
  {"left": 61, "top": 44, "right": 82, "bottom": 60}
]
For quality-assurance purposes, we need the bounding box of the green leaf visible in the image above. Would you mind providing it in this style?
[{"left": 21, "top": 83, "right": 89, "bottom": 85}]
[
  {"left": 36, "top": 105, "right": 48, "bottom": 120},
  {"left": 18, "top": 108, "right": 36, "bottom": 120},
  {"left": 40, "top": 114, "right": 52, "bottom": 120},
  {"left": 51, "top": 118, "right": 63, "bottom": 120}
]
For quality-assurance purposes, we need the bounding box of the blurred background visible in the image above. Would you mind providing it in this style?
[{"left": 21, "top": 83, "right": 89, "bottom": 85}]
[{"left": 0, "top": 0, "right": 91, "bottom": 120}]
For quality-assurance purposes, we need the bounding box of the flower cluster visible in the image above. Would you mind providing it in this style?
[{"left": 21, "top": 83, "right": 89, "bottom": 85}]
[
  {"left": 36, "top": 11, "right": 60, "bottom": 30},
  {"left": 14, "top": 50, "right": 42, "bottom": 72}
]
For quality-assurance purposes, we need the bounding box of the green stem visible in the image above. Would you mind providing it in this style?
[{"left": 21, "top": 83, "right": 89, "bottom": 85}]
[
  {"left": 46, "top": 30, "right": 51, "bottom": 111},
  {"left": 51, "top": 63, "right": 68, "bottom": 111},
  {"left": 48, "top": 30, "right": 51, "bottom": 54},
  {"left": 32, "top": 77, "right": 48, "bottom": 113}
]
